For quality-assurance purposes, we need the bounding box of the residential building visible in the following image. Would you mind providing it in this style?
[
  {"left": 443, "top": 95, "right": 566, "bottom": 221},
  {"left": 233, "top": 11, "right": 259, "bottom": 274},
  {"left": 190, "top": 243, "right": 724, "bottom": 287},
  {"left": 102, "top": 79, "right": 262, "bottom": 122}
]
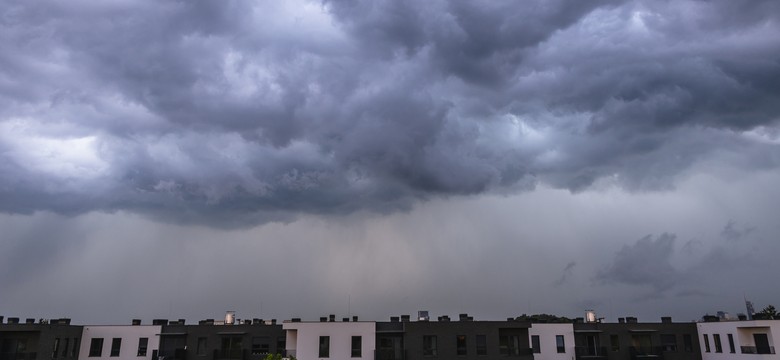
[
  {"left": 159, "top": 317, "right": 286, "bottom": 360},
  {"left": 529, "top": 323, "right": 575, "bottom": 360},
  {"left": 283, "top": 316, "right": 375, "bottom": 360},
  {"left": 573, "top": 316, "right": 701, "bottom": 360},
  {"left": 1, "top": 318, "right": 83, "bottom": 360},
  {"left": 697, "top": 319, "right": 779, "bottom": 359},
  {"left": 77, "top": 324, "right": 160, "bottom": 360}
]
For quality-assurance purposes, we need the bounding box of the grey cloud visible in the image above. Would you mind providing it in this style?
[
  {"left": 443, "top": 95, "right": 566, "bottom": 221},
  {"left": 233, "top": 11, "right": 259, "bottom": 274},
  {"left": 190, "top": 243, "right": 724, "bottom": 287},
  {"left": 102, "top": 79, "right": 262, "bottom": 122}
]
[
  {"left": 721, "top": 220, "right": 755, "bottom": 242},
  {"left": 596, "top": 233, "right": 679, "bottom": 292},
  {"left": 1, "top": 0, "right": 780, "bottom": 226},
  {"left": 554, "top": 261, "right": 577, "bottom": 286}
]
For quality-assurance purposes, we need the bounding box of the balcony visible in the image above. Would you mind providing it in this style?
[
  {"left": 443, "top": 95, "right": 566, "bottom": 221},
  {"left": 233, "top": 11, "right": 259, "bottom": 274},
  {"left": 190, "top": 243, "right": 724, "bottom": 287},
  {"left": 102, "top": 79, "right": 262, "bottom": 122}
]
[
  {"left": 741, "top": 346, "right": 776, "bottom": 355},
  {"left": 575, "top": 346, "right": 609, "bottom": 359},
  {"left": 629, "top": 346, "right": 663, "bottom": 359},
  {"left": 0, "top": 352, "right": 37, "bottom": 360}
]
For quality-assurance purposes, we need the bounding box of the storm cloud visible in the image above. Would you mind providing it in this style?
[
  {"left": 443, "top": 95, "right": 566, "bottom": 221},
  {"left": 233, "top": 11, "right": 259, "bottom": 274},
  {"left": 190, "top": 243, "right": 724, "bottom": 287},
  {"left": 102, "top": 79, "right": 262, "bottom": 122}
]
[{"left": 1, "top": 0, "right": 779, "bottom": 226}]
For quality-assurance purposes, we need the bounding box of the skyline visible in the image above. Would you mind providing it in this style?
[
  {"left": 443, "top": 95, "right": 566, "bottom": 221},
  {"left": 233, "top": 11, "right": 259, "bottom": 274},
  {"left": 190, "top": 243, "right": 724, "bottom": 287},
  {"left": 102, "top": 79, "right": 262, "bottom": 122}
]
[{"left": 1, "top": 0, "right": 780, "bottom": 324}]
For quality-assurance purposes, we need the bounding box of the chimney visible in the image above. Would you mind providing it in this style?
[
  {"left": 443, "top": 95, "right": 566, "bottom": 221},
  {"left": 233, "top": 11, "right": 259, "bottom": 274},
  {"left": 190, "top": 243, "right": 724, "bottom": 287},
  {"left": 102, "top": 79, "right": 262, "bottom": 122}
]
[
  {"left": 291, "top": 318, "right": 301, "bottom": 323},
  {"left": 253, "top": 318, "right": 262, "bottom": 325},
  {"left": 626, "top": 317, "right": 638, "bottom": 324},
  {"left": 343, "top": 318, "right": 350, "bottom": 322},
  {"left": 198, "top": 320, "right": 208, "bottom": 325},
  {"left": 440, "top": 315, "right": 450, "bottom": 322},
  {"left": 401, "top": 315, "right": 410, "bottom": 322},
  {"left": 8, "top": 317, "right": 19, "bottom": 324},
  {"left": 390, "top": 316, "right": 400, "bottom": 322},
  {"left": 0, "top": 316, "right": 4, "bottom": 324},
  {"left": 132, "top": 319, "right": 142, "bottom": 326},
  {"left": 243, "top": 320, "right": 251, "bottom": 325},
  {"left": 320, "top": 317, "right": 328, "bottom": 322},
  {"left": 353, "top": 316, "right": 359, "bottom": 322},
  {"left": 152, "top": 319, "right": 169, "bottom": 326},
  {"left": 205, "top": 319, "right": 215, "bottom": 325},
  {"left": 271, "top": 319, "right": 276, "bottom": 325},
  {"left": 329, "top": 314, "right": 336, "bottom": 322},
  {"left": 661, "top": 317, "right": 672, "bottom": 324},
  {"left": 618, "top": 318, "right": 625, "bottom": 324},
  {"left": 26, "top": 318, "right": 35, "bottom": 324},
  {"left": 178, "top": 319, "right": 185, "bottom": 325}
]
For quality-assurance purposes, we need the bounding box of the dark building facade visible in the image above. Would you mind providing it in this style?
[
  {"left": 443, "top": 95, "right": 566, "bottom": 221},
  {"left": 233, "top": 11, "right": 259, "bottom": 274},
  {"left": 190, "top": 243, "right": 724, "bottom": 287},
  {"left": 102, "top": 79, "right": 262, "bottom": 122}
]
[
  {"left": 376, "top": 315, "right": 534, "bottom": 360},
  {"left": 0, "top": 318, "right": 83, "bottom": 360},
  {"left": 158, "top": 319, "right": 285, "bottom": 360},
  {"left": 573, "top": 317, "right": 702, "bottom": 360}
]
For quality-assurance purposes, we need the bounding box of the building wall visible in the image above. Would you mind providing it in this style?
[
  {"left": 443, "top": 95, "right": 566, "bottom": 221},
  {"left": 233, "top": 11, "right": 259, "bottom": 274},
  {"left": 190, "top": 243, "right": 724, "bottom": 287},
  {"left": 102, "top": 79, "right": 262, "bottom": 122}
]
[
  {"left": 529, "top": 323, "right": 575, "bottom": 360},
  {"left": 160, "top": 322, "right": 286, "bottom": 360},
  {"left": 401, "top": 320, "right": 533, "bottom": 360},
  {"left": 0, "top": 321, "right": 84, "bottom": 360},
  {"left": 282, "top": 321, "right": 375, "bottom": 360},
  {"left": 697, "top": 320, "right": 780, "bottom": 360},
  {"left": 77, "top": 326, "right": 160, "bottom": 360},
  {"left": 573, "top": 321, "right": 701, "bottom": 360}
]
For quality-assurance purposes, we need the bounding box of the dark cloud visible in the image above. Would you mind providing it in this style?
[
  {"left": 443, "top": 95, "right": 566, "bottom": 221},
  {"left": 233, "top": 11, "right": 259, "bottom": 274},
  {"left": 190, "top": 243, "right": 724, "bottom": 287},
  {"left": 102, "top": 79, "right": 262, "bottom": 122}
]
[
  {"left": 721, "top": 220, "right": 755, "bottom": 242},
  {"left": 554, "top": 261, "right": 577, "bottom": 286},
  {"left": 0, "top": 0, "right": 779, "bottom": 226},
  {"left": 596, "top": 233, "right": 679, "bottom": 292}
]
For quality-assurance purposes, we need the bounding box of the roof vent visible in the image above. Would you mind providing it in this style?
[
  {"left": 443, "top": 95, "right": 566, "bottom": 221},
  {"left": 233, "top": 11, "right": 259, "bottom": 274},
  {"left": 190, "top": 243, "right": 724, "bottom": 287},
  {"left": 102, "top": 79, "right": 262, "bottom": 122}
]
[{"left": 132, "top": 319, "right": 142, "bottom": 326}]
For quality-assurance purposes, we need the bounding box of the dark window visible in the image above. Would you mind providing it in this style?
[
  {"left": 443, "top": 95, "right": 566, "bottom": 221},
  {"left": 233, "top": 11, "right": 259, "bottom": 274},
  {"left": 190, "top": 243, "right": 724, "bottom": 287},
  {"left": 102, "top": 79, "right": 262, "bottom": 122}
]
[
  {"left": 110, "top": 338, "right": 121, "bottom": 357},
  {"left": 531, "top": 335, "right": 540, "bottom": 354},
  {"left": 137, "top": 338, "right": 148, "bottom": 357},
  {"left": 251, "top": 337, "right": 270, "bottom": 355},
  {"left": 610, "top": 334, "right": 620, "bottom": 352},
  {"left": 53, "top": 338, "right": 61, "bottom": 358},
  {"left": 727, "top": 334, "right": 735, "bottom": 353},
  {"left": 72, "top": 339, "right": 79, "bottom": 358},
  {"left": 476, "top": 335, "right": 487, "bottom": 356},
  {"left": 276, "top": 337, "right": 285, "bottom": 355},
  {"left": 499, "top": 335, "right": 520, "bottom": 356},
  {"left": 556, "top": 335, "right": 565, "bottom": 353},
  {"left": 196, "top": 338, "right": 207, "bottom": 356},
  {"left": 89, "top": 339, "right": 104, "bottom": 357},
  {"left": 703, "top": 334, "right": 710, "bottom": 352},
  {"left": 683, "top": 334, "right": 692, "bottom": 352},
  {"left": 423, "top": 335, "right": 437, "bottom": 357},
  {"left": 713, "top": 334, "right": 722, "bottom": 353},
  {"left": 318, "top": 336, "right": 329, "bottom": 358},
  {"left": 351, "top": 336, "right": 361, "bottom": 358},
  {"left": 661, "top": 334, "right": 677, "bottom": 352},
  {"left": 62, "top": 339, "right": 70, "bottom": 358},
  {"left": 221, "top": 337, "right": 243, "bottom": 359},
  {"left": 456, "top": 335, "right": 467, "bottom": 356}
]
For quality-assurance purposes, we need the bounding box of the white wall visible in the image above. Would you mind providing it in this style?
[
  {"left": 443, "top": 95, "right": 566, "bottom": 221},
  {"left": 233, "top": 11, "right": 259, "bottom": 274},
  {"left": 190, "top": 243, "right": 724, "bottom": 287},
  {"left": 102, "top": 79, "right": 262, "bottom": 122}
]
[
  {"left": 78, "top": 326, "right": 161, "bottom": 360},
  {"left": 697, "top": 320, "right": 780, "bottom": 360},
  {"left": 529, "top": 323, "right": 575, "bottom": 360},
  {"left": 283, "top": 321, "right": 375, "bottom": 360}
]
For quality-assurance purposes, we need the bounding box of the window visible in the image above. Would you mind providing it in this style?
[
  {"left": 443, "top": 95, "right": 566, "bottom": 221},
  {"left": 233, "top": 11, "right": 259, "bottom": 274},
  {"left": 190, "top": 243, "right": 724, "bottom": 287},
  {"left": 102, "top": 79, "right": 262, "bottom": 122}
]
[
  {"left": 221, "top": 336, "right": 243, "bottom": 359},
  {"left": 89, "top": 339, "right": 104, "bottom": 357},
  {"left": 456, "top": 335, "right": 467, "bottom": 356},
  {"left": 476, "top": 335, "right": 487, "bottom": 356},
  {"left": 683, "top": 334, "right": 692, "bottom": 352},
  {"left": 423, "top": 335, "right": 437, "bottom": 357},
  {"left": 531, "top": 335, "right": 540, "bottom": 354},
  {"left": 53, "top": 338, "right": 61, "bottom": 358},
  {"left": 72, "top": 339, "right": 79, "bottom": 357},
  {"left": 137, "top": 338, "right": 148, "bottom": 357},
  {"left": 318, "top": 336, "right": 330, "bottom": 358},
  {"left": 196, "top": 338, "right": 207, "bottom": 356},
  {"left": 276, "top": 337, "right": 285, "bottom": 355},
  {"left": 661, "top": 334, "right": 677, "bottom": 352},
  {"left": 713, "top": 334, "right": 722, "bottom": 353},
  {"left": 351, "top": 336, "right": 362, "bottom": 358},
  {"left": 62, "top": 339, "right": 70, "bottom": 358},
  {"left": 110, "top": 338, "right": 121, "bottom": 357},
  {"left": 727, "top": 334, "right": 735, "bottom": 353},
  {"left": 703, "top": 334, "right": 710, "bottom": 352},
  {"left": 499, "top": 335, "right": 520, "bottom": 356},
  {"left": 556, "top": 335, "right": 565, "bottom": 353},
  {"left": 251, "top": 337, "right": 270, "bottom": 355},
  {"left": 610, "top": 334, "right": 620, "bottom": 352}
]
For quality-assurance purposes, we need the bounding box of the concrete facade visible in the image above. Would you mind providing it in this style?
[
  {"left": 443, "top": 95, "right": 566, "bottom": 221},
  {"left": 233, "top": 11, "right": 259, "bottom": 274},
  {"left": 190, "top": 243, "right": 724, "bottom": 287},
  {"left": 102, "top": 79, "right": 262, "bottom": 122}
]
[
  {"left": 1, "top": 318, "right": 83, "bottom": 360},
  {"left": 283, "top": 320, "right": 375, "bottom": 360},
  {"left": 529, "top": 323, "right": 575, "bottom": 360},
  {"left": 697, "top": 320, "right": 780, "bottom": 360},
  {"left": 77, "top": 325, "right": 161, "bottom": 360}
]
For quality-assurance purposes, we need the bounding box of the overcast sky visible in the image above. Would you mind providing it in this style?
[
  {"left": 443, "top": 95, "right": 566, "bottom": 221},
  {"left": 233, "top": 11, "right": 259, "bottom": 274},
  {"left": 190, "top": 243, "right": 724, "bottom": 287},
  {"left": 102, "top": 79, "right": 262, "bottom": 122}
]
[{"left": 1, "top": 0, "right": 779, "bottom": 325}]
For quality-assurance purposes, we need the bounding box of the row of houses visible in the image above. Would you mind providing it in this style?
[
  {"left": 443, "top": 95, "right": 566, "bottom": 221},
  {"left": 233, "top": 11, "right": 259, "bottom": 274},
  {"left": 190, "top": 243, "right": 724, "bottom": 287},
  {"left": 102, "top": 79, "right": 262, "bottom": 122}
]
[{"left": 1, "top": 312, "right": 778, "bottom": 360}]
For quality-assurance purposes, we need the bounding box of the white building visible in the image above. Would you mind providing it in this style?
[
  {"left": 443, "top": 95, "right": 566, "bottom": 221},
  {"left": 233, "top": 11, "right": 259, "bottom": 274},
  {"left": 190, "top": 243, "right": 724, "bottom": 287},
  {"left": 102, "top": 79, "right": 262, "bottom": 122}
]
[
  {"left": 529, "top": 323, "right": 575, "bottom": 360},
  {"left": 78, "top": 325, "right": 161, "bottom": 360},
  {"left": 283, "top": 319, "right": 375, "bottom": 360},
  {"left": 697, "top": 320, "right": 779, "bottom": 359}
]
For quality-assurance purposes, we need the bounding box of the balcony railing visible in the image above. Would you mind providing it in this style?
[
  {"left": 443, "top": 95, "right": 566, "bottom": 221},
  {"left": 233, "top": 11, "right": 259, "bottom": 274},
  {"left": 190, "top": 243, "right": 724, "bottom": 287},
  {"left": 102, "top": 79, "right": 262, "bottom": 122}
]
[
  {"left": 575, "top": 346, "right": 609, "bottom": 358},
  {"left": 741, "top": 346, "right": 776, "bottom": 355},
  {"left": 629, "top": 346, "right": 663, "bottom": 358}
]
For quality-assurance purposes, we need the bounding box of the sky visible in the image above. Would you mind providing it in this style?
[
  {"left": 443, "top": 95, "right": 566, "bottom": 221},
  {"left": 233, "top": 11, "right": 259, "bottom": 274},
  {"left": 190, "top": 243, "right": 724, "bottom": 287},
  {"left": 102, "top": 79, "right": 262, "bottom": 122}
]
[{"left": 1, "top": 0, "right": 779, "bottom": 325}]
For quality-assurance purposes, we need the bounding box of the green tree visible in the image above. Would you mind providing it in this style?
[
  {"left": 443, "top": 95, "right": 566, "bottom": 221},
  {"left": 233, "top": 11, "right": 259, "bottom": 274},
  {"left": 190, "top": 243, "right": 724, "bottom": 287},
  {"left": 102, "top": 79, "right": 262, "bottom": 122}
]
[{"left": 757, "top": 305, "right": 777, "bottom": 319}]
